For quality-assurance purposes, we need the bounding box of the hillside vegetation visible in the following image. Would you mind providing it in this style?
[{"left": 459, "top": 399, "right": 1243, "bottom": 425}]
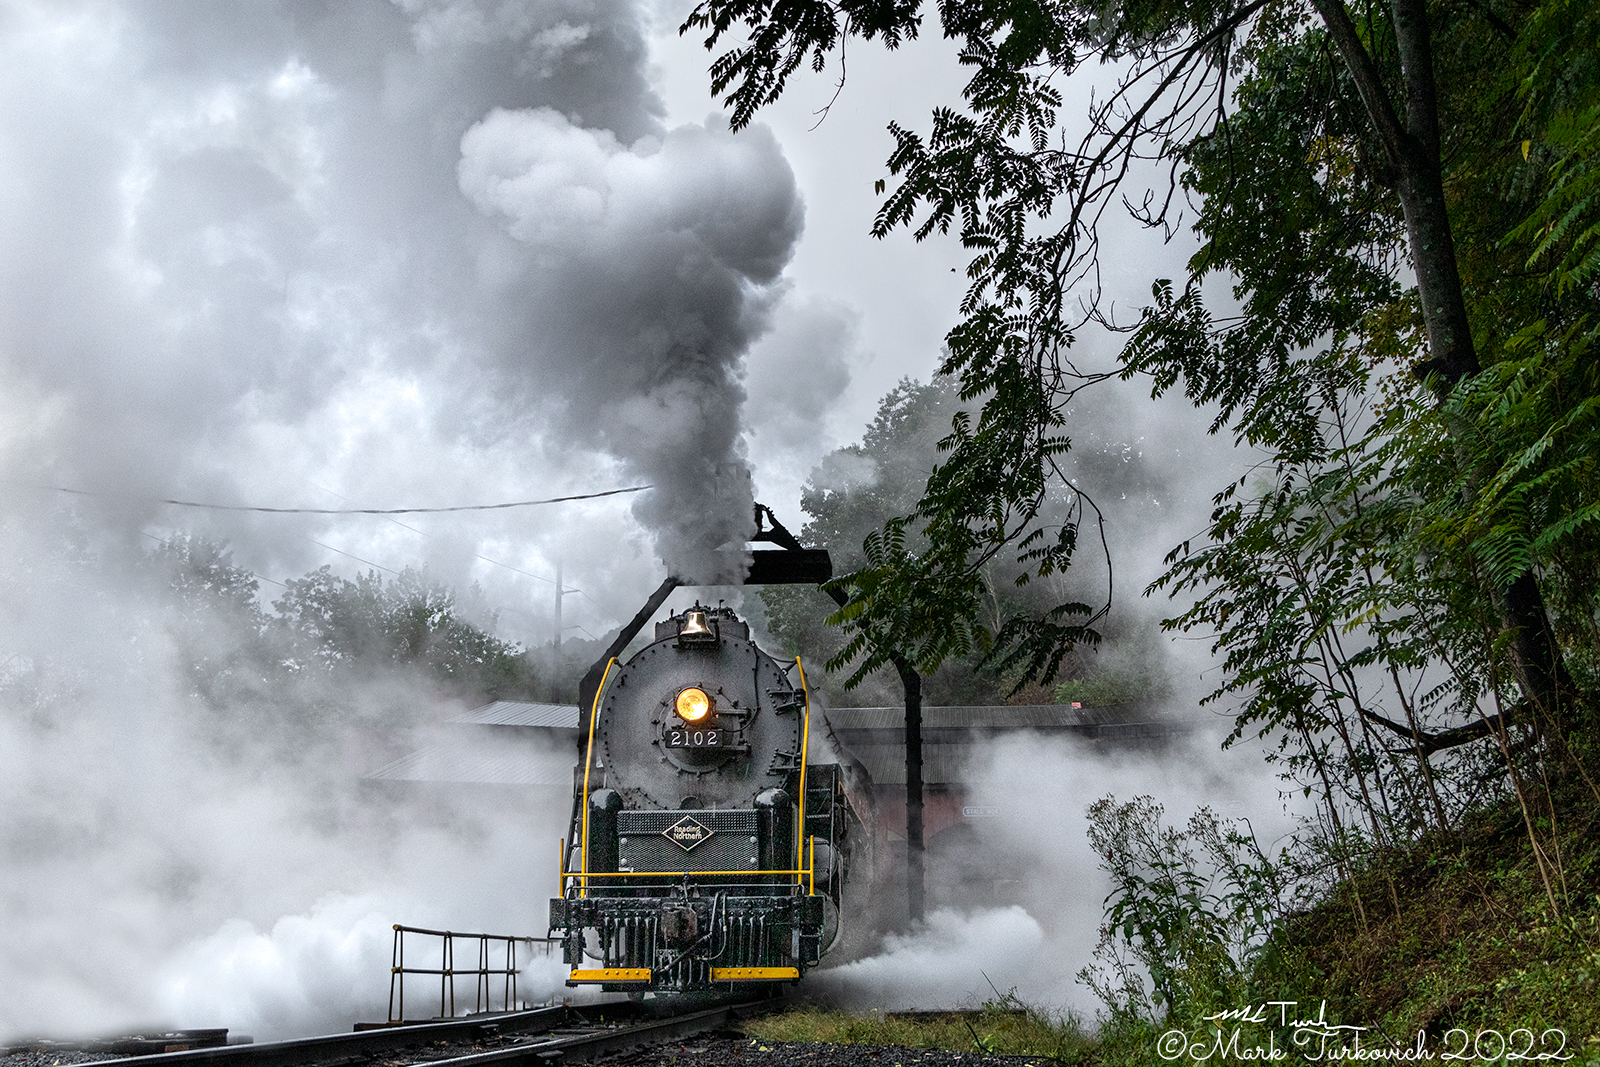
[{"left": 689, "top": 0, "right": 1600, "bottom": 1050}]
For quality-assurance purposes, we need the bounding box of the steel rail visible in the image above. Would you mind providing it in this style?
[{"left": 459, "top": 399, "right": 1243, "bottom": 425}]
[
  {"left": 84, "top": 995, "right": 777, "bottom": 1067},
  {"left": 85, "top": 1008, "right": 568, "bottom": 1067},
  {"left": 417, "top": 997, "right": 775, "bottom": 1066}
]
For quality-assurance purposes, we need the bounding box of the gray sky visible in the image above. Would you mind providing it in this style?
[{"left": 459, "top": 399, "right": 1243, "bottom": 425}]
[
  {"left": 0, "top": 0, "right": 1211, "bottom": 643},
  {"left": 0, "top": 4, "right": 1276, "bottom": 1037},
  {"left": 0, "top": 0, "right": 956, "bottom": 643}
]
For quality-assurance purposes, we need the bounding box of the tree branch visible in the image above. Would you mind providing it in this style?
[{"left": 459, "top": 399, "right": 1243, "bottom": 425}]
[
  {"left": 1358, "top": 704, "right": 1511, "bottom": 755},
  {"left": 1307, "top": 0, "right": 1412, "bottom": 171}
]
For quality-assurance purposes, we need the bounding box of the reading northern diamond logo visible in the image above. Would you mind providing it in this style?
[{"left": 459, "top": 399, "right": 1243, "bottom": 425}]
[{"left": 663, "top": 815, "right": 714, "bottom": 851}]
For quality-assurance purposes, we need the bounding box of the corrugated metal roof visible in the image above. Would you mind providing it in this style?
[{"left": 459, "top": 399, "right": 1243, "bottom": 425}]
[
  {"left": 445, "top": 701, "right": 581, "bottom": 728},
  {"left": 444, "top": 701, "right": 1152, "bottom": 732},
  {"left": 825, "top": 703, "right": 1154, "bottom": 730},
  {"left": 365, "top": 739, "right": 577, "bottom": 786},
  {"left": 832, "top": 704, "right": 1192, "bottom": 786}
]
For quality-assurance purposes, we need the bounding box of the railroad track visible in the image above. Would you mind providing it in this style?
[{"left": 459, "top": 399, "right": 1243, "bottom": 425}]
[{"left": 85, "top": 996, "right": 780, "bottom": 1067}]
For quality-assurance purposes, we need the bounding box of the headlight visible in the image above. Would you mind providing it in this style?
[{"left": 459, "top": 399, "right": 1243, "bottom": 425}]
[{"left": 674, "top": 686, "right": 712, "bottom": 723}]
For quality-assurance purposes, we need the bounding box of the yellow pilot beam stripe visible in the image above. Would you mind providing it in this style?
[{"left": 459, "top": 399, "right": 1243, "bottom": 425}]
[
  {"left": 711, "top": 967, "right": 801, "bottom": 981},
  {"left": 561, "top": 869, "right": 808, "bottom": 879},
  {"left": 568, "top": 968, "right": 651, "bottom": 982}
]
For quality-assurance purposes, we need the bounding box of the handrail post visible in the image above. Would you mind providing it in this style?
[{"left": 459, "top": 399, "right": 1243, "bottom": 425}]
[
  {"left": 383, "top": 925, "right": 553, "bottom": 1022},
  {"left": 388, "top": 925, "right": 401, "bottom": 1024},
  {"left": 477, "top": 936, "right": 488, "bottom": 1014},
  {"left": 441, "top": 932, "right": 451, "bottom": 1020}
]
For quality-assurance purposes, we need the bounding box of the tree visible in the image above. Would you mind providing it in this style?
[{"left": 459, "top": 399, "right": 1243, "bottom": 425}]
[
  {"left": 273, "top": 566, "right": 539, "bottom": 699},
  {"left": 767, "top": 375, "right": 1168, "bottom": 705},
  {"left": 145, "top": 534, "right": 275, "bottom": 711},
  {"left": 762, "top": 377, "right": 996, "bottom": 704},
  {"left": 682, "top": 0, "right": 1600, "bottom": 764},
  {"left": 1127, "top": 0, "right": 1600, "bottom": 829}
]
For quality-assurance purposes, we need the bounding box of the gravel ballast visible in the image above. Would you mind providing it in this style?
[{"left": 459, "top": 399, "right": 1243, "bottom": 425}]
[{"left": 595, "top": 1034, "right": 1063, "bottom": 1067}]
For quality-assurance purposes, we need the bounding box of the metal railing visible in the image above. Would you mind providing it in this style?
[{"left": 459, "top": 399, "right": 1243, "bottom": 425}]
[{"left": 386, "top": 924, "right": 558, "bottom": 1025}]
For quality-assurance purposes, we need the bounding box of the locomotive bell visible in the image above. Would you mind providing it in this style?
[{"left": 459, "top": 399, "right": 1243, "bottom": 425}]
[{"left": 676, "top": 608, "right": 718, "bottom": 646}]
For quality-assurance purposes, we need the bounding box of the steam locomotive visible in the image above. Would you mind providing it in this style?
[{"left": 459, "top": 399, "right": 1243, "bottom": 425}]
[{"left": 549, "top": 602, "right": 858, "bottom": 992}]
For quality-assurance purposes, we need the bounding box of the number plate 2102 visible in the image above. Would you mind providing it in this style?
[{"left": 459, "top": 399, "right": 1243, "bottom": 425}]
[{"left": 664, "top": 727, "right": 729, "bottom": 749}]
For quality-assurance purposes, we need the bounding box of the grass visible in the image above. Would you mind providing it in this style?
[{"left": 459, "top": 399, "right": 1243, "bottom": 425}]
[
  {"left": 1258, "top": 799, "right": 1600, "bottom": 1053},
  {"left": 743, "top": 1002, "right": 1098, "bottom": 1063},
  {"left": 743, "top": 790, "right": 1600, "bottom": 1065}
]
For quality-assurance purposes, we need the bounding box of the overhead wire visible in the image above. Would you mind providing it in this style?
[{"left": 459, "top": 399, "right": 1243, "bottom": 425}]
[
  {"left": 30, "top": 482, "right": 651, "bottom": 514},
  {"left": 305, "top": 537, "right": 402, "bottom": 576},
  {"left": 101, "top": 480, "right": 621, "bottom": 631},
  {"left": 295, "top": 488, "right": 590, "bottom": 636},
  {"left": 307, "top": 482, "right": 588, "bottom": 613},
  {"left": 308, "top": 482, "right": 571, "bottom": 590}
]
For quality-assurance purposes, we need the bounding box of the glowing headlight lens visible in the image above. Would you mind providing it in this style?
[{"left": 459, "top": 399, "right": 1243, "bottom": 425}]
[{"left": 675, "top": 687, "right": 712, "bottom": 723}]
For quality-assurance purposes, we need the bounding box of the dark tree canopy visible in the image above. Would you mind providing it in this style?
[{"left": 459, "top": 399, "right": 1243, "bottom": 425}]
[{"left": 684, "top": 0, "right": 1600, "bottom": 854}]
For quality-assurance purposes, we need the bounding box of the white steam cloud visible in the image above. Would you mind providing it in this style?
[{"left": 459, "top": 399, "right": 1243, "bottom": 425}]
[
  {"left": 810, "top": 729, "right": 1302, "bottom": 1015},
  {"left": 457, "top": 106, "right": 802, "bottom": 581},
  {"left": 0, "top": 0, "right": 811, "bottom": 1042},
  {"left": 0, "top": 0, "right": 809, "bottom": 605},
  {"left": 0, "top": 520, "right": 573, "bottom": 1041}
]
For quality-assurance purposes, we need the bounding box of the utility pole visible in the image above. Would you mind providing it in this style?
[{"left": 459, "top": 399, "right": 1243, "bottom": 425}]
[
  {"left": 554, "top": 561, "right": 564, "bottom": 654},
  {"left": 820, "top": 590, "right": 925, "bottom": 923},
  {"left": 892, "top": 655, "right": 925, "bottom": 922}
]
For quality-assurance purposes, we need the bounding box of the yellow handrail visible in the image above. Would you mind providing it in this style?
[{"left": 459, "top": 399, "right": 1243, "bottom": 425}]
[
  {"left": 570, "top": 659, "right": 816, "bottom": 893},
  {"left": 578, "top": 659, "right": 618, "bottom": 898},
  {"left": 793, "top": 658, "right": 812, "bottom": 885}
]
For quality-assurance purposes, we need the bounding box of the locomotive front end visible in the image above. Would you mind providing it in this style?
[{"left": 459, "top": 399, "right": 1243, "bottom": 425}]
[{"left": 551, "top": 605, "right": 850, "bottom": 992}]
